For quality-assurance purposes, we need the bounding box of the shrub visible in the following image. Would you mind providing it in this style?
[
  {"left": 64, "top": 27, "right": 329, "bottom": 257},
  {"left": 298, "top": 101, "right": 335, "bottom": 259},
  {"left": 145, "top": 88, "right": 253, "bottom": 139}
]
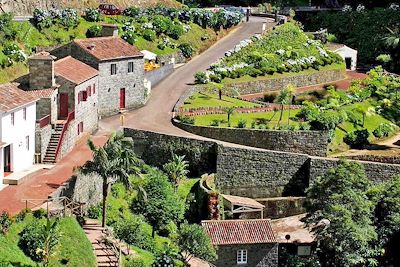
[
  {"left": 15, "top": 209, "right": 31, "bottom": 223},
  {"left": 125, "top": 257, "right": 147, "bottom": 267},
  {"left": 33, "top": 208, "right": 46, "bottom": 219},
  {"left": 84, "top": 8, "right": 100, "bottom": 22},
  {"left": 59, "top": 8, "right": 79, "bottom": 28},
  {"left": 143, "top": 29, "right": 156, "bottom": 41},
  {"left": 178, "top": 43, "right": 193, "bottom": 58},
  {"left": 122, "top": 31, "right": 138, "bottom": 45},
  {"left": 210, "top": 119, "right": 220, "bottom": 126},
  {"left": 113, "top": 216, "right": 155, "bottom": 252},
  {"left": 237, "top": 119, "right": 247, "bottom": 128},
  {"left": 167, "top": 24, "right": 184, "bottom": 40},
  {"left": 2, "top": 43, "right": 25, "bottom": 62},
  {"left": 0, "top": 211, "right": 12, "bottom": 234},
  {"left": 344, "top": 129, "right": 370, "bottom": 148},
  {"left": 19, "top": 221, "right": 45, "bottom": 261},
  {"left": 124, "top": 7, "right": 141, "bottom": 18},
  {"left": 0, "top": 13, "right": 17, "bottom": 40},
  {"left": 176, "top": 115, "right": 195, "bottom": 125},
  {"left": 86, "top": 25, "right": 102, "bottom": 38},
  {"left": 373, "top": 123, "right": 396, "bottom": 138},
  {"left": 32, "top": 9, "right": 52, "bottom": 30},
  {"left": 309, "top": 110, "right": 345, "bottom": 130},
  {"left": 194, "top": 72, "right": 209, "bottom": 84},
  {"left": 263, "top": 92, "right": 278, "bottom": 103},
  {"left": 87, "top": 204, "right": 102, "bottom": 219}
]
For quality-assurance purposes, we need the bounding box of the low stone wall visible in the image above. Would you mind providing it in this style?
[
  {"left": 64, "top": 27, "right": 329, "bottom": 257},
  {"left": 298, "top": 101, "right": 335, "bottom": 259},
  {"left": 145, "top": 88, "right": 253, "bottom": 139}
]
[
  {"left": 174, "top": 120, "right": 329, "bottom": 157},
  {"left": 258, "top": 197, "right": 306, "bottom": 219},
  {"left": 123, "top": 128, "right": 218, "bottom": 177},
  {"left": 343, "top": 155, "right": 400, "bottom": 165},
  {"left": 145, "top": 63, "right": 174, "bottom": 87},
  {"left": 158, "top": 51, "right": 186, "bottom": 65},
  {"left": 223, "top": 69, "right": 345, "bottom": 95},
  {"left": 309, "top": 157, "right": 400, "bottom": 184},
  {"left": 35, "top": 123, "right": 52, "bottom": 162}
]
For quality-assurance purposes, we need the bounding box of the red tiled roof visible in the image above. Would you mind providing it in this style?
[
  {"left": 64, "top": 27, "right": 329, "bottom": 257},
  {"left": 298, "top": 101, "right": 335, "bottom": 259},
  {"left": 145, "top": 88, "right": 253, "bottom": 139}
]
[
  {"left": 73, "top": 37, "right": 143, "bottom": 61},
  {"left": 202, "top": 220, "right": 277, "bottom": 245},
  {"left": 55, "top": 56, "right": 98, "bottom": 84},
  {"left": 25, "top": 88, "right": 57, "bottom": 98},
  {"left": 0, "top": 83, "right": 38, "bottom": 112}
]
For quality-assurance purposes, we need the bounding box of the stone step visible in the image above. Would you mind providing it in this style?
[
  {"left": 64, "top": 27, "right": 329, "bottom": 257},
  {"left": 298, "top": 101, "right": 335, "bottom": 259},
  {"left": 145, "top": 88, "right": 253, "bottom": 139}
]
[{"left": 97, "top": 255, "right": 119, "bottom": 263}]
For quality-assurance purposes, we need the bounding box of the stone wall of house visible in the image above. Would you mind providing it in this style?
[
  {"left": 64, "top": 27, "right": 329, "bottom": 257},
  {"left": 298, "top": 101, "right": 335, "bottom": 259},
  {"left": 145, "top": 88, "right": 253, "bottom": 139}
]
[
  {"left": 144, "top": 63, "right": 174, "bottom": 87},
  {"left": 35, "top": 123, "right": 52, "bottom": 162},
  {"left": 50, "top": 43, "right": 72, "bottom": 60},
  {"left": 97, "top": 57, "right": 146, "bottom": 117},
  {"left": 309, "top": 157, "right": 400, "bottom": 184},
  {"left": 36, "top": 98, "right": 51, "bottom": 120},
  {"left": 215, "top": 244, "right": 278, "bottom": 267},
  {"left": 28, "top": 57, "right": 55, "bottom": 90},
  {"left": 174, "top": 120, "right": 329, "bottom": 157},
  {"left": 217, "top": 146, "right": 310, "bottom": 198},
  {"left": 69, "top": 43, "right": 100, "bottom": 69},
  {"left": 123, "top": 128, "right": 218, "bottom": 176},
  {"left": 258, "top": 197, "right": 306, "bottom": 219},
  {"left": 222, "top": 69, "right": 345, "bottom": 95}
]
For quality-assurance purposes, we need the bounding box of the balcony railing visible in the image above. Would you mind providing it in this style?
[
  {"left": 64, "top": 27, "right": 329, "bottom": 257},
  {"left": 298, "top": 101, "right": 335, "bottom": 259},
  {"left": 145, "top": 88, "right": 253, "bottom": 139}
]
[{"left": 38, "top": 115, "right": 51, "bottom": 128}]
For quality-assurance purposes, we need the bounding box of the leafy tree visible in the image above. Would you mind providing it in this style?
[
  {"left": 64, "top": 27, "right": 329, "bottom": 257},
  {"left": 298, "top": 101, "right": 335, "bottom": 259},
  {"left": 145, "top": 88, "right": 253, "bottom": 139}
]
[
  {"left": 374, "top": 176, "right": 400, "bottom": 266},
  {"left": 163, "top": 154, "right": 189, "bottom": 191},
  {"left": 353, "top": 104, "right": 375, "bottom": 127},
  {"left": 178, "top": 223, "right": 217, "bottom": 263},
  {"left": 223, "top": 107, "right": 236, "bottom": 126},
  {"left": 305, "top": 160, "right": 378, "bottom": 267},
  {"left": 275, "top": 86, "right": 291, "bottom": 126},
  {"left": 80, "top": 132, "right": 144, "bottom": 227},
  {"left": 286, "top": 84, "right": 296, "bottom": 126},
  {"left": 131, "top": 169, "right": 184, "bottom": 237},
  {"left": 37, "top": 219, "right": 61, "bottom": 267}
]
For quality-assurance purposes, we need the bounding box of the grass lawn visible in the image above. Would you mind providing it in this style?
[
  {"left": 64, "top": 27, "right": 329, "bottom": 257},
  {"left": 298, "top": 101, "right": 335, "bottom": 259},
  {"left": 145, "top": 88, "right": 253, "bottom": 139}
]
[
  {"left": 222, "top": 63, "right": 346, "bottom": 84},
  {"left": 0, "top": 215, "right": 96, "bottom": 267},
  {"left": 182, "top": 93, "right": 260, "bottom": 109},
  {"left": 330, "top": 101, "right": 395, "bottom": 153},
  {"left": 193, "top": 109, "right": 301, "bottom": 128}
]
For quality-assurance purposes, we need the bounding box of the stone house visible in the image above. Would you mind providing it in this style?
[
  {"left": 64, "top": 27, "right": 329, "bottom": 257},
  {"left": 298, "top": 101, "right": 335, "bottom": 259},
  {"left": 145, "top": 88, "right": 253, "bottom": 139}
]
[
  {"left": 202, "top": 219, "right": 278, "bottom": 267},
  {"left": 27, "top": 52, "right": 99, "bottom": 163},
  {"left": 327, "top": 43, "right": 358, "bottom": 71},
  {"left": 0, "top": 84, "right": 38, "bottom": 186},
  {"left": 52, "top": 25, "right": 148, "bottom": 117}
]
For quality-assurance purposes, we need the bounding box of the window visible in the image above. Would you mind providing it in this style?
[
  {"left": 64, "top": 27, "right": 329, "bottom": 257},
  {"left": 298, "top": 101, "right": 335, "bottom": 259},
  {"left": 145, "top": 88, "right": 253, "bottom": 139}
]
[
  {"left": 23, "top": 108, "right": 27, "bottom": 120},
  {"left": 128, "top": 62, "right": 134, "bottom": 73},
  {"left": 82, "top": 91, "right": 88, "bottom": 101},
  {"left": 77, "top": 122, "right": 83, "bottom": 135},
  {"left": 92, "top": 84, "right": 96, "bottom": 94},
  {"left": 111, "top": 64, "right": 117, "bottom": 75},
  {"left": 237, "top": 250, "right": 247, "bottom": 264},
  {"left": 11, "top": 112, "right": 14, "bottom": 125},
  {"left": 25, "top": 135, "right": 30, "bottom": 150},
  {"left": 87, "top": 86, "right": 91, "bottom": 97}
]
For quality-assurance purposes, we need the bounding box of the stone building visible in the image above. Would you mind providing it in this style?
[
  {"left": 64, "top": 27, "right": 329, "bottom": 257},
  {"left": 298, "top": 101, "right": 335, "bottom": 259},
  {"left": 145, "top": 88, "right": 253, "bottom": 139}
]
[
  {"left": 327, "top": 43, "right": 358, "bottom": 71},
  {"left": 202, "top": 219, "right": 278, "bottom": 267},
  {"left": 52, "top": 25, "right": 148, "bottom": 117},
  {"left": 0, "top": 84, "right": 38, "bottom": 186},
  {"left": 26, "top": 52, "right": 99, "bottom": 163}
]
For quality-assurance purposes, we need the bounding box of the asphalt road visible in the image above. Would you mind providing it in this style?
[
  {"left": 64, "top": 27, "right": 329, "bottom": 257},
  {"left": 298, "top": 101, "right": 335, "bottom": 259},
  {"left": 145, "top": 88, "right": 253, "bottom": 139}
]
[{"left": 99, "top": 17, "right": 274, "bottom": 139}]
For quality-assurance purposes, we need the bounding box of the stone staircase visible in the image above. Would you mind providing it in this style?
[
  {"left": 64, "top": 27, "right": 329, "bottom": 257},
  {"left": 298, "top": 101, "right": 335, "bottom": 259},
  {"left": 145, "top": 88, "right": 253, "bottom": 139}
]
[{"left": 43, "top": 123, "right": 64, "bottom": 164}]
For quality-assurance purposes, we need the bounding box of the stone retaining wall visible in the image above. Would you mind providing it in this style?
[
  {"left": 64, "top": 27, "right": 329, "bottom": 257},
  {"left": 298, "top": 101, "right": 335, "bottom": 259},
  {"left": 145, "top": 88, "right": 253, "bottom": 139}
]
[
  {"left": 35, "top": 123, "right": 52, "bottom": 162},
  {"left": 174, "top": 120, "right": 329, "bottom": 157},
  {"left": 145, "top": 63, "right": 174, "bottom": 87},
  {"left": 343, "top": 155, "right": 400, "bottom": 165},
  {"left": 223, "top": 69, "right": 345, "bottom": 95}
]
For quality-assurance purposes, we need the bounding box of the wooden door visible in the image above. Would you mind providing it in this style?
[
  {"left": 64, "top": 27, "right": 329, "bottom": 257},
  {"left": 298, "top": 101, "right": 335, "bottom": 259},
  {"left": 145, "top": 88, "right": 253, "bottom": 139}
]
[
  {"left": 59, "top": 93, "right": 69, "bottom": 119},
  {"left": 120, "top": 88, "right": 126, "bottom": 109},
  {"left": 4, "top": 145, "right": 11, "bottom": 172}
]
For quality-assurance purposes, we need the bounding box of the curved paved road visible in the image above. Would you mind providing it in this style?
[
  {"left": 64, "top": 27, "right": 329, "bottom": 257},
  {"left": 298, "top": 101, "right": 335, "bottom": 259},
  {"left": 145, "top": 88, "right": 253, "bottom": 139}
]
[{"left": 99, "top": 17, "right": 273, "bottom": 138}]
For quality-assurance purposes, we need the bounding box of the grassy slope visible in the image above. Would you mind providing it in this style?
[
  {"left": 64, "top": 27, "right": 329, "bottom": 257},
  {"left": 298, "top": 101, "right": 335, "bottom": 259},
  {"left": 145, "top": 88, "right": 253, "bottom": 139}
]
[
  {"left": 182, "top": 93, "right": 259, "bottom": 109},
  {"left": 0, "top": 215, "right": 96, "bottom": 267}
]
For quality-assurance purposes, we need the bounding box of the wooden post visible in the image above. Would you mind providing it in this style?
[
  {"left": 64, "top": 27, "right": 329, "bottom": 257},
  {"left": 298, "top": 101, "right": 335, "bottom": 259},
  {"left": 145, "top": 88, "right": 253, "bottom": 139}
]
[
  {"left": 46, "top": 201, "right": 49, "bottom": 218},
  {"left": 25, "top": 200, "right": 28, "bottom": 210}
]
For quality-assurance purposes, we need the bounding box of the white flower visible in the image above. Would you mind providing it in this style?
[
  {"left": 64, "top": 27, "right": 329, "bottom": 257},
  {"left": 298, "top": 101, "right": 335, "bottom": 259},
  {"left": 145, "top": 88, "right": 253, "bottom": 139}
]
[
  {"left": 342, "top": 5, "right": 352, "bottom": 12},
  {"left": 356, "top": 4, "right": 365, "bottom": 12},
  {"left": 276, "top": 49, "right": 285, "bottom": 56},
  {"left": 389, "top": 3, "right": 399, "bottom": 10}
]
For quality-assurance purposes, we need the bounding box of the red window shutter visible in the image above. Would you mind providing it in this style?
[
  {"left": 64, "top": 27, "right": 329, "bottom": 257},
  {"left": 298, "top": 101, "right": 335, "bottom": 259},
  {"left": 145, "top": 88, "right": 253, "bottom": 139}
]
[
  {"left": 78, "top": 92, "right": 81, "bottom": 104},
  {"left": 87, "top": 86, "right": 91, "bottom": 97},
  {"left": 83, "top": 91, "right": 87, "bottom": 101},
  {"left": 93, "top": 84, "right": 96, "bottom": 94}
]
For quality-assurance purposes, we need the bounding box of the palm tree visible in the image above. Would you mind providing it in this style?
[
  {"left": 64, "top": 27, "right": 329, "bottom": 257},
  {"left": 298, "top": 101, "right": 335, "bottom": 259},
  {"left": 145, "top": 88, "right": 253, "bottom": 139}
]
[
  {"left": 286, "top": 84, "right": 296, "bottom": 126},
  {"left": 80, "top": 132, "right": 144, "bottom": 227},
  {"left": 163, "top": 154, "right": 189, "bottom": 191},
  {"left": 354, "top": 104, "right": 375, "bottom": 127},
  {"left": 224, "top": 107, "right": 236, "bottom": 127},
  {"left": 274, "top": 87, "right": 290, "bottom": 127}
]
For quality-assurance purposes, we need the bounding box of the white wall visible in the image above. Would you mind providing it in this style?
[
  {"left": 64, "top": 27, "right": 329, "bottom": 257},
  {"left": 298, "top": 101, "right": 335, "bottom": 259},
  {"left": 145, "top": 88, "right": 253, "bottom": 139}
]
[
  {"left": 335, "top": 47, "right": 358, "bottom": 71},
  {"left": 1, "top": 102, "right": 37, "bottom": 174}
]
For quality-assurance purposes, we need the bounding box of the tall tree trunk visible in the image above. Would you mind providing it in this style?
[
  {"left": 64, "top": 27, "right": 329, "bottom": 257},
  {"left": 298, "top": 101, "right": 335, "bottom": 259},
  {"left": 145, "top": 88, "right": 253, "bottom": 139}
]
[
  {"left": 278, "top": 104, "right": 284, "bottom": 126},
  {"left": 219, "top": 89, "right": 222, "bottom": 100},
  {"left": 102, "top": 180, "right": 109, "bottom": 228},
  {"left": 288, "top": 105, "right": 291, "bottom": 126}
]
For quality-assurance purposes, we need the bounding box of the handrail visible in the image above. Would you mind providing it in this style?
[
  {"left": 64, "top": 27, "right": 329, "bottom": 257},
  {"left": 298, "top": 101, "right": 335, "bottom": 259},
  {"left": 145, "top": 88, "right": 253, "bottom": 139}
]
[
  {"left": 38, "top": 115, "right": 51, "bottom": 128},
  {"left": 55, "top": 111, "right": 75, "bottom": 161}
]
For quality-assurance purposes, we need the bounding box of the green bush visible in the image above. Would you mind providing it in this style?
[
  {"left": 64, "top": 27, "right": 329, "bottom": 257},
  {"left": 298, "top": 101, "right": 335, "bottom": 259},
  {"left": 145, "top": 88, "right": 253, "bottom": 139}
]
[
  {"left": 194, "top": 72, "right": 208, "bottom": 84},
  {"left": 113, "top": 216, "right": 155, "bottom": 252},
  {"left": 237, "top": 119, "right": 247, "bottom": 128},
  {"left": 122, "top": 31, "right": 138, "bottom": 45},
  {"left": 19, "top": 221, "right": 44, "bottom": 261},
  {"left": 84, "top": 8, "right": 100, "bottom": 22},
  {"left": 176, "top": 115, "right": 195, "bottom": 125},
  {"left": 0, "top": 211, "right": 12, "bottom": 234},
  {"left": 210, "top": 119, "right": 220, "bottom": 127},
  {"left": 14, "top": 209, "right": 31, "bottom": 223},
  {"left": 178, "top": 43, "right": 193, "bottom": 58},
  {"left": 87, "top": 204, "right": 102, "bottom": 219},
  {"left": 309, "top": 110, "right": 345, "bottom": 130},
  {"left": 263, "top": 92, "right": 278, "bottom": 103},
  {"left": 32, "top": 208, "right": 46, "bottom": 219},
  {"left": 125, "top": 257, "right": 147, "bottom": 267},
  {"left": 373, "top": 123, "right": 396, "bottom": 138},
  {"left": 167, "top": 24, "right": 185, "bottom": 40},
  {"left": 143, "top": 29, "right": 156, "bottom": 42},
  {"left": 86, "top": 25, "right": 102, "bottom": 38},
  {"left": 124, "top": 7, "right": 141, "bottom": 18},
  {"left": 344, "top": 129, "right": 370, "bottom": 148}
]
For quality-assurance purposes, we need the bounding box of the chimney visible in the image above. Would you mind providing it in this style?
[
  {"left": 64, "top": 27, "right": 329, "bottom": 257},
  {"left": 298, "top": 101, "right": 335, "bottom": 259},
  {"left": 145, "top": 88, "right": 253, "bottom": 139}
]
[
  {"left": 28, "top": 52, "right": 56, "bottom": 90},
  {"left": 101, "top": 24, "right": 119, "bottom": 37}
]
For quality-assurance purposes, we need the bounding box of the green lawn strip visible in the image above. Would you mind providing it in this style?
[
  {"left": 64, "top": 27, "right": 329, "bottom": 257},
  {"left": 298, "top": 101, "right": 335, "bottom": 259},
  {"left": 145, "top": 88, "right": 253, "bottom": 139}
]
[
  {"left": 193, "top": 109, "right": 301, "bottom": 128},
  {"left": 222, "top": 63, "right": 346, "bottom": 85},
  {"left": 182, "top": 93, "right": 260, "bottom": 109},
  {"left": 177, "top": 178, "right": 199, "bottom": 202},
  {"left": 130, "top": 246, "right": 155, "bottom": 266},
  {"left": 0, "top": 215, "right": 96, "bottom": 267}
]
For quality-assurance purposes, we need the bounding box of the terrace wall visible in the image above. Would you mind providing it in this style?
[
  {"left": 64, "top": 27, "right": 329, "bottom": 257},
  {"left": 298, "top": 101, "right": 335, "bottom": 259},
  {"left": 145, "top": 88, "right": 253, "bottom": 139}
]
[{"left": 144, "top": 63, "right": 174, "bottom": 87}]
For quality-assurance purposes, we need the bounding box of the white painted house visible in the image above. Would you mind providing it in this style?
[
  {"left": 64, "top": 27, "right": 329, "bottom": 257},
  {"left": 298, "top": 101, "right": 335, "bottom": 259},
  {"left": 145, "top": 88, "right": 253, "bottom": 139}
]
[
  {"left": 327, "top": 43, "right": 358, "bottom": 71},
  {"left": 0, "top": 84, "right": 38, "bottom": 185}
]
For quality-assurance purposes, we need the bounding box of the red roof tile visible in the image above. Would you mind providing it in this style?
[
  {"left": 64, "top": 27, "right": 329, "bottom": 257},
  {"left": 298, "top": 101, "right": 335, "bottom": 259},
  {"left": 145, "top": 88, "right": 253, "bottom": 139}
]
[
  {"left": 25, "top": 88, "right": 57, "bottom": 98},
  {"left": 0, "top": 83, "right": 38, "bottom": 112},
  {"left": 202, "top": 220, "right": 277, "bottom": 245},
  {"left": 55, "top": 56, "right": 98, "bottom": 84},
  {"left": 73, "top": 37, "right": 143, "bottom": 61}
]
